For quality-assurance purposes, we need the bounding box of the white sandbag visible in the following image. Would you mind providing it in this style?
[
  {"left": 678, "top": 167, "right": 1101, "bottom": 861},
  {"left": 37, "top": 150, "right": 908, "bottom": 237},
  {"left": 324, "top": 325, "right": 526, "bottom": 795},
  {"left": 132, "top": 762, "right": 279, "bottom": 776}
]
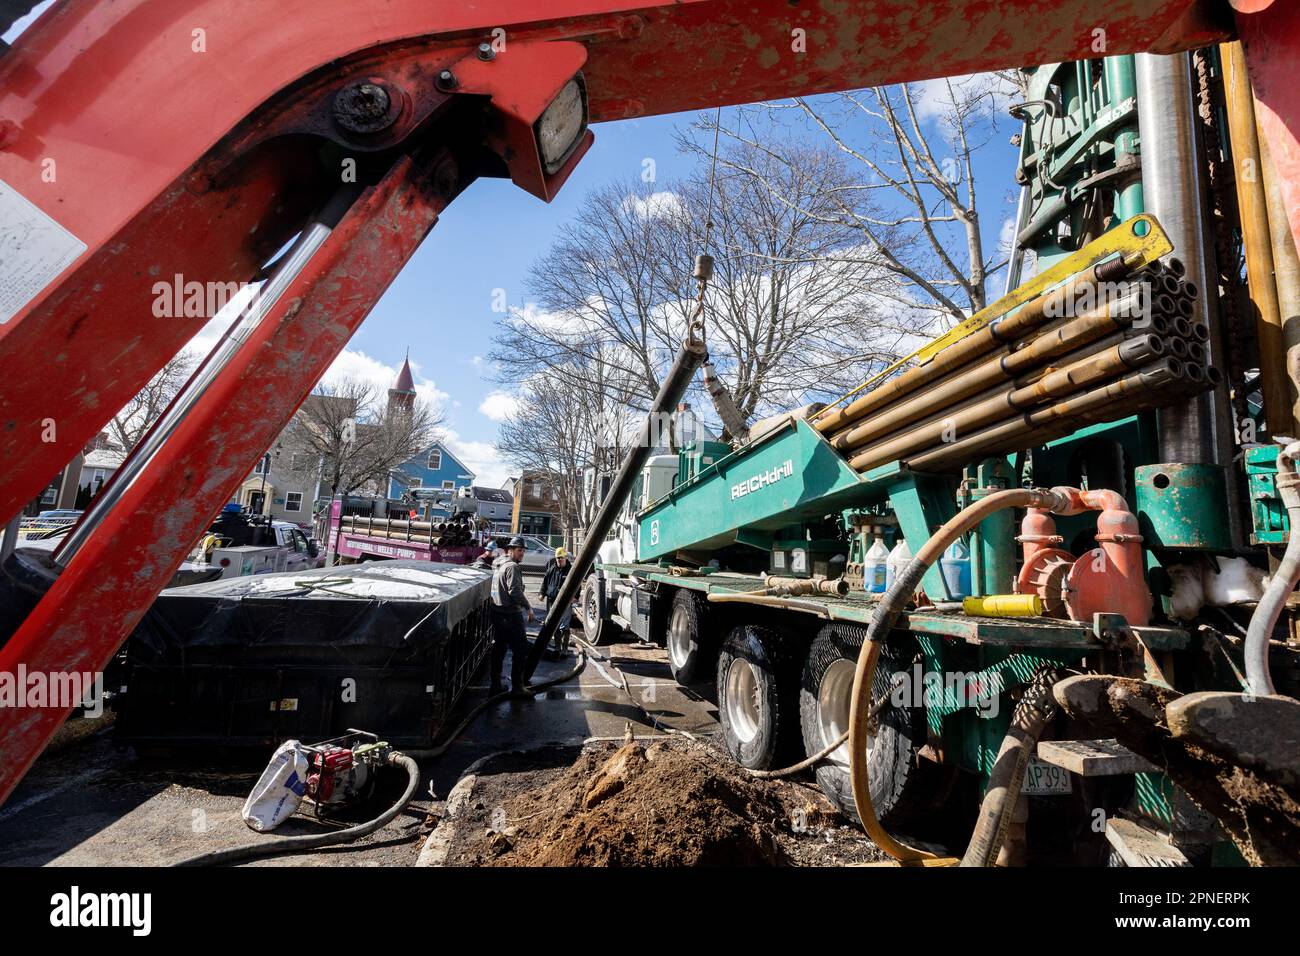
[
  {"left": 241, "top": 739, "right": 308, "bottom": 832},
  {"left": 1204, "top": 556, "right": 1266, "bottom": 606}
]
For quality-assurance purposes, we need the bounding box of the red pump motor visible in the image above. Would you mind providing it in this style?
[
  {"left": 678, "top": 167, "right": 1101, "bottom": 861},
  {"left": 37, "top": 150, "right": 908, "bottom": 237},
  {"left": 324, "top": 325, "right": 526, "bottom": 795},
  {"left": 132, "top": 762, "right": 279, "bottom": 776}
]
[{"left": 1015, "top": 488, "right": 1151, "bottom": 627}]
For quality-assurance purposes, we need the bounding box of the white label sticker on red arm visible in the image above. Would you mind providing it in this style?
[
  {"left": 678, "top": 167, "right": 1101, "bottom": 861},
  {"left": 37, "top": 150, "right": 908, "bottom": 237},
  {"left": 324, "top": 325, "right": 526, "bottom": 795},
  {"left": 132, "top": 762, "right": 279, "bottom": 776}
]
[{"left": 0, "top": 177, "right": 86, "bottom": 324}]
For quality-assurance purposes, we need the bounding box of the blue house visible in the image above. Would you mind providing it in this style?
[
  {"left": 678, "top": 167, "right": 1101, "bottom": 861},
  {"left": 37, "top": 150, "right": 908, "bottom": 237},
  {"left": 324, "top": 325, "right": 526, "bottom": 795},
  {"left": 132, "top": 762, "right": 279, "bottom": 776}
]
[
  {"left": 384, "top": 355, "right": 476, "bottom": 513},
  {"left": 387, "top": 440, "right": 476, "bottom": 511}
]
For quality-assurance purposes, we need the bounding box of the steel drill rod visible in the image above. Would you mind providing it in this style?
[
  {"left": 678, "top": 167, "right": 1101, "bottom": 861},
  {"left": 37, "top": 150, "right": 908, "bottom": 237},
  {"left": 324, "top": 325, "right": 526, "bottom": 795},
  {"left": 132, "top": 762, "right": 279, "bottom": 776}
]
[
  {"left": 900, "top": 359, "right": 1192, "bottom": 472},
  {"left": 845, "top": 335, "right": 1167, "bottom": 471},
  {"left": 828, "top": 287, "right": 1166, "bottom": 451},
  {"left": 879, "top": 314, "right": 1204, "bottom": 446},
  {"left": 903, "top": 359, "right": 1191, "bottom": 471},
  {"left": 826, "top": 281, "right": 1178, "bottom": 450},
  {"left": 813, "top": 257, "right": 1133, "bottom": 434},
  {"left": 837, "top": 322, "right": 1169, "bottom": 450},
  {"left": 523, "top": 336, "right": 707, "bottom": 681},
  {"left": 837, "top": 319, "right": 1198, "bottom": 466}
]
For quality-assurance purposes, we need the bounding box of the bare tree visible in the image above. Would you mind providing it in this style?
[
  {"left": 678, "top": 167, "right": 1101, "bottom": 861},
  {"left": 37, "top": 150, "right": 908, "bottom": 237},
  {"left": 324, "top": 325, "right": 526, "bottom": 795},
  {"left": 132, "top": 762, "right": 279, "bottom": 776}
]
[
  {"left": 495, "top": 352, "right": 642, "bottom": 536},
  {"left": 491, "top": 182, "right": 693, "bottom": 409},
  {"left": 289, "top": 378, "right": 442, "bottom": 498},
  {"left": 491, "top": 138, "right": 905, "bottom": 424},
  {"left": 698, "top": 73, "right": 1017, "bottom": 326},
  {"left": 108, "top": 353, "right": 196, "bottom": 451},
  {"left": 488, "top": 79, "right": 1016, "bottom": 522}
]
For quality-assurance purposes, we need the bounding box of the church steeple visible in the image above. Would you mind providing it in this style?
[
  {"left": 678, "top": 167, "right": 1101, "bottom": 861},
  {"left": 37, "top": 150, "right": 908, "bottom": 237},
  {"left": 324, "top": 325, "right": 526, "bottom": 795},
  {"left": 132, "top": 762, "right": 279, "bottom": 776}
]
[{"left": 388, "top": 348, "right": 416, "bottom": 414}]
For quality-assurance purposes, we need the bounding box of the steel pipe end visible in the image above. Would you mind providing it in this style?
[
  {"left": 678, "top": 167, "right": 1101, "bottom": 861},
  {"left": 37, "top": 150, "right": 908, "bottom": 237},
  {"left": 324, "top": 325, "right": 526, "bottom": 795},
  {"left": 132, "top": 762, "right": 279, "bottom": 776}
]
[
  {"left": 1119, "top": 334, "right": 1164, "bottom": 366},
  {"left": 1143, "top": 358, "right": 1184, "bottom": 389}
]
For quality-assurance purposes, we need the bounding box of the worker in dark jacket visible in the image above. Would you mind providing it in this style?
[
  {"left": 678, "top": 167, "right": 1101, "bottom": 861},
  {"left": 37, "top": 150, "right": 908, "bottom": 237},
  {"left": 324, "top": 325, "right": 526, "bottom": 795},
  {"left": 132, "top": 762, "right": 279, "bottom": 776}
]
[
  {"left": 472, "top": 539, "right": 497, "bottom": 570},
  {"left": 540, "top": 547, "right": 575, "bottom": 658},
  {"left": 489, "top": 537, "right": 534, "bottom": 696}
]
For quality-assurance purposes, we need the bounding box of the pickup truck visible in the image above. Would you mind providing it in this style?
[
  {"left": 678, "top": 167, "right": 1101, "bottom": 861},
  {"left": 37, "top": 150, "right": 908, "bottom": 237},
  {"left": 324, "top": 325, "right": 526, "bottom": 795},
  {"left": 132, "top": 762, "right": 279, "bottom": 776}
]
[{"left": 193, "top": 517, "right": 323, "bottom": 579}]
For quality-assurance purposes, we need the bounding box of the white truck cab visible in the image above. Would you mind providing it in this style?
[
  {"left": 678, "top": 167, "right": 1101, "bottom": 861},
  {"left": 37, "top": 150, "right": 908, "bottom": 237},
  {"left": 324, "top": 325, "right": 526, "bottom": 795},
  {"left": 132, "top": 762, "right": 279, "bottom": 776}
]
[{"left": 206, "top": 520, "right": 321, "bottom": 578}]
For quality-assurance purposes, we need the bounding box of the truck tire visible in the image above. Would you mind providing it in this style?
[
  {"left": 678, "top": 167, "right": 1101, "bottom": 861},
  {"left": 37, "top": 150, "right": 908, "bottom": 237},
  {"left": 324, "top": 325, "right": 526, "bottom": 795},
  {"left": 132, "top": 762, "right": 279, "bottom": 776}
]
[
  {"left": 666, "top": 589, "right": 711, "bottom": 684},
  {"left": 581, "top": 576, "right": 614, "bottom": 646},
  {"left": 716, "top": 624, "right": 800, "bottom": 770},
  {"left": 799, "top": 622, "right": 929, "bottom": 828}
]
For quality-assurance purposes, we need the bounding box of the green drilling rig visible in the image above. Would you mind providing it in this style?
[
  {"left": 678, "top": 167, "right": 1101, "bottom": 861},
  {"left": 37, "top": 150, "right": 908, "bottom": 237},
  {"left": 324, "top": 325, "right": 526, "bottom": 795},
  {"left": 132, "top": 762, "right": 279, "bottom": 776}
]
[{"left": 579, "top": 46, "right": 1299, "bottom": 867}]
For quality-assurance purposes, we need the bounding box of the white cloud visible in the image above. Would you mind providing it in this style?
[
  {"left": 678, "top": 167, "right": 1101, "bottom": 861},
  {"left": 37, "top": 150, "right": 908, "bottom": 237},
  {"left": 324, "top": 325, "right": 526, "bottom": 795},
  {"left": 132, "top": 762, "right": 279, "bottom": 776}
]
[
  {"left": 998, "top": 215, "right": 1017, "bottom": 259},
  {"left": 479, "top": 390, "right": 521, "bottom": 422},
  {"left": 441, "top": 432, "right": 511, "bottom": 488},
  {"left": 619, "top": 190, "right": 684, "bottom": 220},
  {"left": 909, "top": 72, "right": 1018, "bottom": 131}
]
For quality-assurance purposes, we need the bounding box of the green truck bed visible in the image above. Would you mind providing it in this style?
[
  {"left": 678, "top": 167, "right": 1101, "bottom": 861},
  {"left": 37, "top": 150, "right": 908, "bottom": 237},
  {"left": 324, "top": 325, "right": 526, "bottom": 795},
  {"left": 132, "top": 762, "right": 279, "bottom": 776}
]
[{"left": 598, "top": 562, "right": 1188, "bottom": 652}]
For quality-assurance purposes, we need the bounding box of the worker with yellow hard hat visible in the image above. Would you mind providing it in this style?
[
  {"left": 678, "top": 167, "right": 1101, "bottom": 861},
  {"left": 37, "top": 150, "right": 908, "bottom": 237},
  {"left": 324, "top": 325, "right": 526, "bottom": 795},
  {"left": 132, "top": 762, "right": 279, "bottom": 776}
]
[{"left": 541, "top": 545, "right": 575, "bottom": 658}]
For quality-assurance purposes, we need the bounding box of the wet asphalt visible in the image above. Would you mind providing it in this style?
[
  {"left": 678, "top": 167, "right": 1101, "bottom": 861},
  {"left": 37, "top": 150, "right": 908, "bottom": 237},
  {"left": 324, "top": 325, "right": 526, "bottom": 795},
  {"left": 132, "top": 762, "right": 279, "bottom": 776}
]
[{"left": 0, "top": 575, "right": 721, "bottom": 866}]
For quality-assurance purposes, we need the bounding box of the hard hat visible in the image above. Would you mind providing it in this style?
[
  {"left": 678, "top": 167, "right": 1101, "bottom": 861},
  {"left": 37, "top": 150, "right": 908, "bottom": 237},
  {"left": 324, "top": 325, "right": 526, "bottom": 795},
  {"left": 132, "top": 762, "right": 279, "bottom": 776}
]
[
  {"left": 555, "top": 547, "right": 568, "bottom": 558},
  {"left": 485, "top": 540, "right": 497, "bottom": 551},
  {"left": 508, "top": 536, "right": 526, "bottom": 548}
]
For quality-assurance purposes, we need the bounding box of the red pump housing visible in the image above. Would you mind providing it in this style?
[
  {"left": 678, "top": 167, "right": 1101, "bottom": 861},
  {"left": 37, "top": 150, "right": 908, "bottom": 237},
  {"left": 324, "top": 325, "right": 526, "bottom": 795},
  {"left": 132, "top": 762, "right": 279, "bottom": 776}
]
[{"left": 1015, "top": 489, "right": 1151, "bottom": 627}]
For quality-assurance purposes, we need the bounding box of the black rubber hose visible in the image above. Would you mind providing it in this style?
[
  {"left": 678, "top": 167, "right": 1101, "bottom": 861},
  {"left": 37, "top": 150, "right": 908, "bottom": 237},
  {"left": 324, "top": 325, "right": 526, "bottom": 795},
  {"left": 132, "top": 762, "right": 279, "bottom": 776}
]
[
  {"left": 959, "top": 665, "right": 1060, "bottom": 867},
  {"left": 173, "top": 752, "right": 421, "bottom": 867}
]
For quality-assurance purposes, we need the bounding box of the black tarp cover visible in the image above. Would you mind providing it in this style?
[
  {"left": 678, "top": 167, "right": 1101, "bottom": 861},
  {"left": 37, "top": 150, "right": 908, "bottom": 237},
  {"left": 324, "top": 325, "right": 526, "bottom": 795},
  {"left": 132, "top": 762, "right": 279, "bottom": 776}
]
[{"left": 129, "top": 561, "right": 492, "bottom": 667}]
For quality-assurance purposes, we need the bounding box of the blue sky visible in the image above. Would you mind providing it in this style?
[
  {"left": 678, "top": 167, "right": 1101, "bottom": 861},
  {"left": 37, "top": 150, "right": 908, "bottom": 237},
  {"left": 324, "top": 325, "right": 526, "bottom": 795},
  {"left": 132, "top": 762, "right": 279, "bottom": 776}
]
[
  {"left": 344, "top": 95, "right": 1020, "bottom": 487},
  {"left": 8, "top": 5, "right": 1022, "bottom": 489},
  {"left": 337, "top": 111, "right": 711, "bottom": 487}
]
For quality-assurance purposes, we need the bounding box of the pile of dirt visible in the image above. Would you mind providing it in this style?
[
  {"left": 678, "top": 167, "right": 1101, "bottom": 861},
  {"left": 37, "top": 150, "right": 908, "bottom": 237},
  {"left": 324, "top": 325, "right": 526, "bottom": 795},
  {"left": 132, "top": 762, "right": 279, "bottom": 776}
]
[{"left": 435, "top": 738, "right": 886, "bottom": 867}]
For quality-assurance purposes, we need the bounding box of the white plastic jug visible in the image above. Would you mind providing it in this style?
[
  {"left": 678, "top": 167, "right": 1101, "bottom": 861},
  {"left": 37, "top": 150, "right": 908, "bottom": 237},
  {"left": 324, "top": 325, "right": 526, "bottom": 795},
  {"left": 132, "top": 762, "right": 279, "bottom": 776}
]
[
  {"left": 864, "top": 536, "right": 890, "bottom": 593},
  {"left": 885, "top": 538, "right": 913, "bottom": 590}
]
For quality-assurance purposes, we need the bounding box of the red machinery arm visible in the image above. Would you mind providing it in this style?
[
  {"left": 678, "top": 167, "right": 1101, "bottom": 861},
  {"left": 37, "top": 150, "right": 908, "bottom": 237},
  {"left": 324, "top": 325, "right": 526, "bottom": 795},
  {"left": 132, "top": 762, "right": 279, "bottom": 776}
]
[
  {"left": 0, "top": 0, "right": 1231, "bottom": 520},
  {"left": 0, "top": 0, "right": 1276, "bottom": 806}
]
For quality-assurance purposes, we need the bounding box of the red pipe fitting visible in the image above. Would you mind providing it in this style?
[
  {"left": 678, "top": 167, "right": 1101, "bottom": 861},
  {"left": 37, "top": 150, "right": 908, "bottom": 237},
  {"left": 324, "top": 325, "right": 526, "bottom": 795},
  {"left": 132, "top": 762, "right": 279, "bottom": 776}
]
[
  {"left": 1013, "top": 488, "right": 1151, "bottom": 627},
  {"left": 1069, "top": 491, "right": 1149, "bottom": 626},
  {"left": 1016, "top": 509, "right": 1064, "bottom": 567}
]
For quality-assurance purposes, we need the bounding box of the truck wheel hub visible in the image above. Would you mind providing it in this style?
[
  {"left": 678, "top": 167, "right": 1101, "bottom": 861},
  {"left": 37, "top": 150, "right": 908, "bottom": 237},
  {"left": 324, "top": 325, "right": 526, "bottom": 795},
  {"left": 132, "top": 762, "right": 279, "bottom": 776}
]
[
  {"left": 668, "top": 605, "right": 691, "bottom": 668},
  {"left": 819, "top": 659, "right": 868, "bottom": 764},
  {"left": 724, "top": 658, "right": 762, "bottom": 743}
]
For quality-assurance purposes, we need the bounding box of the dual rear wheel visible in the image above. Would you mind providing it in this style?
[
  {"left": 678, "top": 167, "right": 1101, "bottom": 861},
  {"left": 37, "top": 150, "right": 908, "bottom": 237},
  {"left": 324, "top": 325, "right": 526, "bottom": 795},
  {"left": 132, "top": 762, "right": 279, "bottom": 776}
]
[{"left": 712, "top": 617, "right": 932, "bottom": 828}]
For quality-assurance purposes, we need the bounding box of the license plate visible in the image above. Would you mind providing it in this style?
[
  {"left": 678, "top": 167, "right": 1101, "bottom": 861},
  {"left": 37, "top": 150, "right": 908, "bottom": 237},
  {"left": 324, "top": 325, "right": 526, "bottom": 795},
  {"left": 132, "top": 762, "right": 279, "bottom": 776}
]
[{"left": 1021, "top": 757, "right": 1072, "bottom": 795}]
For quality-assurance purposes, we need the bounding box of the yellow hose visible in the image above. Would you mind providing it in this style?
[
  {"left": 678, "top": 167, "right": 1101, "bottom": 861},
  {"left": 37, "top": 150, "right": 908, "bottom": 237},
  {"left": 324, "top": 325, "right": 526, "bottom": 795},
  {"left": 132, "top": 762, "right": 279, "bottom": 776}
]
[
  {"left": 847, "top": 486, "right": 1075, "bottom": 865},
  {"left": 846, "top": 640, "right": 939, "bottom": 862}
]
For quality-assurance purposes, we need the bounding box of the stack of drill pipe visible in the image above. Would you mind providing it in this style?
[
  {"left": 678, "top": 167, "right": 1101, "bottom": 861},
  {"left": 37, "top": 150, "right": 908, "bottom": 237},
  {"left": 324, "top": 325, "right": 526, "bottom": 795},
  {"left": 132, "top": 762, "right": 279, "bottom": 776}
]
[
  {"left": 823, "top": 257, "right": 1217, "bottom": 475},
  {"left": 813, "top": 256, "right": 1134, "bottom": 437}
]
